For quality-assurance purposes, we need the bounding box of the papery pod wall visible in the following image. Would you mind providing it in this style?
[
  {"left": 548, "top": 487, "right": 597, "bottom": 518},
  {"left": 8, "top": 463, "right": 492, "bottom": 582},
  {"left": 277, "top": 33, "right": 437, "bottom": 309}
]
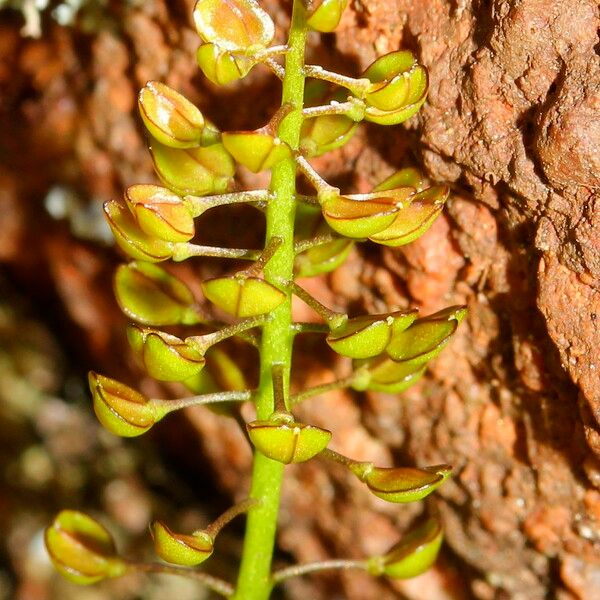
[{"left": 1, "top": 0, "right": 599, "bottom": 599}]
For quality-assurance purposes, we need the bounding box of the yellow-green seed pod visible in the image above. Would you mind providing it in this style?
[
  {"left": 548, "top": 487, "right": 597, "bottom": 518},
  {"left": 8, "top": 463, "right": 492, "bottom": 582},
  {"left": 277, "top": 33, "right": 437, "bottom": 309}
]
[
  {"left": 247, "top": 420, "right": 332, "bottom": 464},
  {"left": 369, "top": 185, "right": 449, "bottom": 247},
  {"left": 196, "top": 43, "right": 255, "bottom": 86},
  {"left": 45, "top": 510, "right": 127, "bottom": 585},
  {"left": 151, "top": 521, "right": 214, "bottom": 567},
  {"left": 193, "top": 0, "right": 274, "bottom": 53},
  {"left": 300, "top": 113, "right": 358, "bottom": 158},
  {"left": 127, "top": 326, "right": 206, "bottom": 382},
  {"left": 222, "top": 131, "right": 292, "bottom": 173},
  {"left": 367, "top": 518, "right": 444, "bottom": 579},
  {"left": 321, "top": 193, "right": 402, "bottom": 239},
  {"left": 89, "top": 371, "right": 162, "bottom": 437},
  {"left": 360, "top": 50, "right": 429, "bottom": 126},
  {"left": 362, "top": 464, "right": 452, "bottom": 503},
  {"left": 295, "top": 237, "right": 354, "bottom": 278},
  {"left": 114, "top": 262, "right": 201, "bottom": 326},
  {"left": 352, "top": 354, "right": 425, "bottom": 394},
  {"left": 103, "top": 200, "right": 174, "bottom": 263},
  {"left": 307, "top": 0, "right": 349, "bottom": 33},
  {"left": 138, "top": 81, "right": 205, "bottom": 149},
  {"left": 385, "top": 305, "right": 466, "bottom": 365},
  {"left": 373, "top": 167, "right": 425, "bottom": 193},
  {"left": 201, "top": 276, "right": 286, "bottom": 317},
  {"left": 149, "top": 138, "right": 234, "bottom": 197},
  {"left": 327, "top": 314, "right": 394, "bottom": 359},
  {"left": 125, "top": 184, "right": 195, "bottom": 243}
]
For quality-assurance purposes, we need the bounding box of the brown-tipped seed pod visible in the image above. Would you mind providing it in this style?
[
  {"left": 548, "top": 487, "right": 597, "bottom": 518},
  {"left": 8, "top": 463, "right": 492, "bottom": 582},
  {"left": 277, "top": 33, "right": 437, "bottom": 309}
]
[
  {"left": 360, "top": 50, "right": 429, "bottom": 126},
  {"left": 149, "top": 138, "right": 234, "bottom": 197},
  {"left": 103, "top": 200, "right": 174, "bottom": 263},
  {"left": 45, "top": 510, "right": 127, "bottom": 585},
  {"left": 360, "top": 464, "right": 452, "bottom": 503},
  {"left": 247, "top": 419, "right": 332, "bottom": 464},
  {"left": 127, "top": 326, "right": 206, "bottom": 382},
  {"left": 138, "top": 82, "right": 206, "bottom": 149},
  {"left": 193, "top": 0, "right": 274, "bottom": 53},
  {"left": 221, "top": 131, "right": 292, "bottom": 173},
  {"left": 196, "top": 43, "right": 255, "bottom": 86},
  {"left": 114, "top": 262, "right": 201, "bottom": 326},
  {"left": 201, "top": 276, "right": 286, "bottom": 317},
  {"left": 320, "top": 187, "right": 415, "bottom": 239},
  {"left": 151, "top": 521, "right": 214, "bottom": 567},
  {"left": 368, "top": 185, "right": 449, "bottom": 247},
  {"left": 89, "top": 372, "right": 163, "bottom": 437},
  {"left": 385, "top": 305, "right": 466, "bottom": 365},
  {"left": 306, "top": 0, "right": 349, "bottom": 32},
  {"left": 367, "top": 518, "right": 444, "bottom": 579},
  {"left": 125, "top": 184, "right": 195, "bottom": 243}
]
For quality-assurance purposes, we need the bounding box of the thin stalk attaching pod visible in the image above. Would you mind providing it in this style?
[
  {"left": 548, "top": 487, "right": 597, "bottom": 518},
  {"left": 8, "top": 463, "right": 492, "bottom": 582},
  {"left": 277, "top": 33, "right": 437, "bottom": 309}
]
[
  {"left": 289, "top": 374, "right": 357, "bottom": 406},
  {"left": 187, "top": 315, "right": 270, "bottom": 353},
  {"left": 304, "top": 64, "right": 371, "bottom": 96},
  {"left": 272, "top": 559, "right": 369, "bottom": 585},
  {"left": 288, "top": 281, "right": 347, "bottom": 329},
  {"left": 185, "top": 189, "right": 273, "bottom": 218}
]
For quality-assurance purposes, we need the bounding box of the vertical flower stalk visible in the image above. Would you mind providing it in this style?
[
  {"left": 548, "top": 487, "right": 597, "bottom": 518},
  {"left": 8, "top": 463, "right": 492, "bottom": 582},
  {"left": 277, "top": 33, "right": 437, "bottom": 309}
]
[{"left": 233, "top": 2, "right": 308, "bottom": 598}]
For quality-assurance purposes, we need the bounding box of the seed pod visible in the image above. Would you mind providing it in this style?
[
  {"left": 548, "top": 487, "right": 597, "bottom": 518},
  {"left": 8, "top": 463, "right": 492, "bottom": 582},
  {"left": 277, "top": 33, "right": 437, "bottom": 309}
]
[
  {"left": 373, "top": 167, "right": 425, "bottom": 193},
  {"left": 196, "top": 43, "right": 255, "bottom": 86},
  {"left": 103, "top": 200, "right": 174, "bottom": 263},
  {"left": 114, "top": 262, "right": 201, "bottom": 326},
  {"left": 127, "top": 326, "right": 206, "bottom": 382},
  {"left": 307, "top": 0, "right": 348, "bottom": 33},
  {"left": 89, "top": 372, "right": 162, "bottom": 437},
  {"left": 386, "top": 305, "right": 466, "bottom": 365},
  {"left": 352, "top": 356, "right": 425, "bottom": 394},
  {"left": 201, "top": 276, "right": 286, "bottom": 317},
  {"left": 149, "top": 138, "right": 234, "bottom": 197},
  {"left": 301, "top": 113, "right": 358, "bottom": 158},
  {"left": 367, "top": 518, "right": 443, "bottom": 579},
  {"left": 125, "top": 185, "right": 195, "bottom": 243},
  {"left": 138, "top": 82, "right": 205, "bottom": 149},
  {"left": 321, "top": 190, "right": 411, "bottom": 239},
  {"left": 327, "top": 310, "right": 418, "bottom": 359},
  {"left": 193, "top": 0, "right": 274, "bottom": 53},
  {"left": 45, "top": 510, "right": 127, "bottom": 585},
  {"left": 327, "top": 314, "right": 393, "bottom": 359},
  {"left": 362, "top": 464, "right": 452, "bottom": 503},
  {"left": 151, "top": 521, "right": 213, "bottom": 567},
  {"left": 296, "top": 237, "right": 354, "bottom": 277},
  {"left": 369, "top": 185, "right": 449, "bottom": 247},
  {"left": 221, "top": 131, "right": 292, "bottom": 172},
  {"left": 361, "top": 50, "right": 429, "bottom": 126},
  {"left": 247, "top": 419, "right": 332, "bottom": 464}
]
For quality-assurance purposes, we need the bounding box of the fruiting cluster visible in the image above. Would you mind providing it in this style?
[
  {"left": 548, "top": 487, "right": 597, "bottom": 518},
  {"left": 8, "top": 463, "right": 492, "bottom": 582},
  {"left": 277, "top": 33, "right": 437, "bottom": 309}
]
[{"left": 45, "top": 0, "right": 465, "bottom": 597}]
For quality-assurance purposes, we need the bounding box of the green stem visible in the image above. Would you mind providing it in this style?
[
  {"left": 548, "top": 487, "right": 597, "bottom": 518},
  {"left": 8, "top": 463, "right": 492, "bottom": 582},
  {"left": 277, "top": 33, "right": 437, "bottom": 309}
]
[
  {"left": 302, "top": 98, "right": 365, "bottom": 121},
  {"left": 304, "top": 64, "right": 371, "bottom": 96},
  {"left": 131, "top": 563, "right": 233, "bottom": 597},
  {"left": 289, "top": 375, "right": 356, "bottom": 407},
  {"left": 153, "top": 390, "right": 254, "bottom": 415},
  {"left": 186, "top": 316, "right": 269, "bottom": 352},
  {"left": 232, "top": 2, "right": 308, "bottom": 598},
  {"left": 289, "top": 282, "right": 347, "bottom": 328},
  {"left": 202, "top": 498, "right": 259, "bottom": 539},
  {"left": 172, "top": 243, "right": 261, "bottom": 262},
  {"left": 185, "top": 190, "right": 272, "bottom": 217},
  {"left": 271, "top": 559, "right": 368, "bottom": 585}
]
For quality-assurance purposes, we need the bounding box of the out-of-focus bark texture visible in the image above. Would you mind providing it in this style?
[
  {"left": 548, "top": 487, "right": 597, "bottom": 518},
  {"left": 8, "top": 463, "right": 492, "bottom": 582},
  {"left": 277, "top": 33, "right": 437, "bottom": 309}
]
[{"left": 1, "top": 1, "right": 599, "bottom": 599}]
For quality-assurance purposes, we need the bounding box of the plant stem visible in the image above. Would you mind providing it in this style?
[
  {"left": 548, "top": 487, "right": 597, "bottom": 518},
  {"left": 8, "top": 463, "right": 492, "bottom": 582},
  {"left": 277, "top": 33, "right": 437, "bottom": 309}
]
[
  {"left": 304, "top": 64, "right": 371, "bottom": 95},
  {"left": 185, "top": 190, "right": 272, "bottom": 217},
  {"left": 187, "top": 316, "right": 269, "bottom": 352},
  {"left": 289, "top": 282, "right": 347, "bottom": 328},
  {"left": 172, "top": 243, "right": 261, "bottom": 262},
  {"left": 203, "top": 498, "right": 259, "bottom": 539},
  {"left": 289, "top": 375, "right": 356, "bottom": 407},
  {"left": 153, "top": 390, "right": 253, "bottom": 415},
  {"left": 302, "top": 98, "right": 365, "bottom": 121},
  {"left": 131, "top": 563, "right": 234, "bottom": 597},
  {"left": 271, "top": 559, "right": 368, "bottom": 585},
  {"left": 232, "top": 1, "right": 307, "bottom": 598}
]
